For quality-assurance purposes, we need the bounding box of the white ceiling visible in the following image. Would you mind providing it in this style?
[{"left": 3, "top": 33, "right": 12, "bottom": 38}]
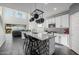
[{"left": 0, "top": 3, "right": 72, "bottom": 18}]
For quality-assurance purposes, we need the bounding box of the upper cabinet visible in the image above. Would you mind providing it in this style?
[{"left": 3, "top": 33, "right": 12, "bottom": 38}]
[
  {"left": 55, "top": 16, "right": 61, "bottom": 28},
  {"left": 44, "top": 18, "right": 55, "bottom": 28},
  {"left": 61, "top": 14, "right": 69, "bottom": 28},
  {"left": 43, "top": 14, "right": 69, "bottom": 28},
  {"left": 55, "top": 14, "right": 69, "bottom": 28}
]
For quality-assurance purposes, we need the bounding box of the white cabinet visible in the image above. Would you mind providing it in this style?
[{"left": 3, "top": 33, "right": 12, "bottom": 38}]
[
  {"left": 50, "top": 18, "right": 55, "bottom": 24},
  {"left": 46, "top": 14, "right": 69, "bottom": 47},
  {"left": 55, "top": 16, "right": 61, "bottom": 44},
  {"left": 61, "top": 14, "right": 69, "bottom": 28},
  {"left": 49, "top": 37, "right": 55, "bottom": 54},
  {"left": 54, "top": 14, "right": 69, "bottom": 47},
  {"left": 55, "top": 14, "right": 69, "bottom": 28},
  {"left": 55, "top": 16, "right": 61, "bottom": 28},
  {"left": 60, "top": 14, "right": 69, "bottom": 47},
  {"left": 44, "top": 18, "right": 55, "bottom": 28},
  {"left": 60, "top": 34, "right": 69, "bottom": 47},
  {"left": 55, "top": 33, "right": 61, "bottom": 43}
]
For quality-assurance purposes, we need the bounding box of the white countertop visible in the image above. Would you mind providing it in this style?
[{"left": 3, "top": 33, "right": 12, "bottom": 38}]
[{"left": 22, "top": 31, "right": 55, "bottom": 40}]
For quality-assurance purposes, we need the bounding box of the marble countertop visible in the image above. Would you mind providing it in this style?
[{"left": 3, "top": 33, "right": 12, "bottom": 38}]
[{"left": 22, "top": 31, "right": 55, "bottom": 40}]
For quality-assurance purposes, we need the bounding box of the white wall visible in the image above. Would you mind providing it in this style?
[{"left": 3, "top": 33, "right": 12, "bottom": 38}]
[
  {"left": 3, "top": 17, "right": 27, "bottom": 25},
  {"left": 70, "top": 12, "right": 79, "bottom": 54},
  {"left": 0, "top": 6, "right": 5, "bottom": 47}
]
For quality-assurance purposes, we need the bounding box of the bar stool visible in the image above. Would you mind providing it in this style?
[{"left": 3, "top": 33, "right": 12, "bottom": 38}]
[{"left": 23, "top": 33, "right": 30, "bottom": 55}]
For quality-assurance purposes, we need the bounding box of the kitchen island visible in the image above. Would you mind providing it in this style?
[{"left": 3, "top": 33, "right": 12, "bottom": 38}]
[{"left": 22, "top": 31, "right": 55, "bottom": 55}]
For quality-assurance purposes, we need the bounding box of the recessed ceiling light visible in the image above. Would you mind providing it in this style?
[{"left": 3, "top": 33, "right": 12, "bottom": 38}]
[
  {"left": 44, "top": 3, "right": 48, "bottom": 5},
  {"left": 53, "top": 8, "right": 57, "bottom": 11}
]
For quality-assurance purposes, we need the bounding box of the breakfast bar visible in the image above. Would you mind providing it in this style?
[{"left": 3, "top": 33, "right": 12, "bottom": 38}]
[{"left": 22, "top": 31, "right": 55, "bottom": 55}]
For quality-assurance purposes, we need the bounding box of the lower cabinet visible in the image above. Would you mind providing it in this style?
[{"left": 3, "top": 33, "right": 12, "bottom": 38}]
[{"left": 55, "top": 33, "right": 69, "bottom": 47}]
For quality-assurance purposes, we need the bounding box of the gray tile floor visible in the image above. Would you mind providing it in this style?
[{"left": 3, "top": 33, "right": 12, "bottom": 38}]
[
  {"left": 0, "top": 37, "right": 78, "bottom": 55},
  {"left": 0, "top": 37, "right": 24, "bottom": 55},
  {"left": 11, "top": 38, "right": 24, "bottom": 55},
  {"left": 53, "top": 43, "right": 78, "bottom": 55}
]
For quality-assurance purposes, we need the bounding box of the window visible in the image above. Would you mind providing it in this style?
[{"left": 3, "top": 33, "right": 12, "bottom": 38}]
[
  {"left": 4, "top": 7, "right": 27, "bottom": 19},
  {"left": 15, "top": 11, "right": 26, "bottom": 19},
  {"left": 15, "top": 11, "right": 22, "bottom": 18},
  {"left": 4, "top": 8, "right": 14, "bottom": 17},
  {"left": 22, "top": 12, "right": 26, "bottom": 19}
]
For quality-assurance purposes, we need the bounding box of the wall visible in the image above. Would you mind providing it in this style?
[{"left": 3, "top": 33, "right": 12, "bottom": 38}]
[
  {"left": 0, "top": 6, "right": 5, "bottom": 47},
  {"left": 70, "top": 12, "right": 79, "bottom": 54},
  {"left": 69, "top": 3, "right": 79, "bottom": 54}
]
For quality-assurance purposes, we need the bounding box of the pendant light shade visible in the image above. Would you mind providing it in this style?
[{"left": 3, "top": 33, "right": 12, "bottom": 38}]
[
  {"left": 40, "top": 18, "right": 44, "bottom": 23},
  {"left": 30, "top": 17, "right": 34, "bottom": 22},
  {"left": 36, "top": 18, "right": 44, "bottom": 24},
  {"left": 34, "top": 14, "right": 39, "bottom": 19}
]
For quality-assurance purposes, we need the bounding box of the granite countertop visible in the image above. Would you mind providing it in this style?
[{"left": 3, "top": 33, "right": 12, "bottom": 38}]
[{"left": 22, "top": 31, "right": 55, "bottom": 40}]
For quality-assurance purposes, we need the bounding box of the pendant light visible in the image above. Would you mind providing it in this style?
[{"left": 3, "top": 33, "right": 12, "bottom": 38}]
[
  {"left": 34, "top": 13, "right": 39, "bottom": 19},
  {"left": 30, "top": 17, "right": 34, "bottom": 22},
  {"left": 29, "top": 3, "right": 45, "bottom": 23}
]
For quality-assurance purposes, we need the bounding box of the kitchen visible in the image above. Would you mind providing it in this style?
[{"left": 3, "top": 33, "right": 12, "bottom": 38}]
[{"left": 0, "top": 3, "right": 78, "bottom": 55}]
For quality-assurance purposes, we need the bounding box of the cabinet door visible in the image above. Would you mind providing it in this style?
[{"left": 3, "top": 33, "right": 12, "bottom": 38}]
[
  {"left": 61, "top": 14, "right": 69, "bottom": 28},
  {"left": 50, "top": 18, "right": 55, "bottom": 24},
  {"left": 55, "top": 16, "right": 61, "bottom": 44},
  {"left": 60, "top": 34, "right": 69, "bottom": 47},
  {"left": 44, "top": 18, "right": 55, "bottom": 28},
  {"left": 49, "top": 37, "right": 55, "bottom": 54},
  {"left": 55, "top": 16, "right": 61, "bottom": 28},
  {"left": 55, "top": 33, "right": 61, "bottom": 43}
]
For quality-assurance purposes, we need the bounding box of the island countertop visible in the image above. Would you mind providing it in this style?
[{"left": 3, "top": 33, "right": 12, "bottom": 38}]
[{"left": 22, "top": 31, "right": 55, "bottom": 40}]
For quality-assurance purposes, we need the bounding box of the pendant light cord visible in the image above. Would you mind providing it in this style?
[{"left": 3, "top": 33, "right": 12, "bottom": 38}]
[{"left": 35, "top": 3, "right": 37, "bottom": 9}]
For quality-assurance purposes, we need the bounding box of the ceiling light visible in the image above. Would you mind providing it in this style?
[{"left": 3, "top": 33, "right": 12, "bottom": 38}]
[
  {"left": 44, "top": 3, "right": 48, "bottom": 5},
  {"left": 53, "top": 8, "right": 57, "bottom": 11}
]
